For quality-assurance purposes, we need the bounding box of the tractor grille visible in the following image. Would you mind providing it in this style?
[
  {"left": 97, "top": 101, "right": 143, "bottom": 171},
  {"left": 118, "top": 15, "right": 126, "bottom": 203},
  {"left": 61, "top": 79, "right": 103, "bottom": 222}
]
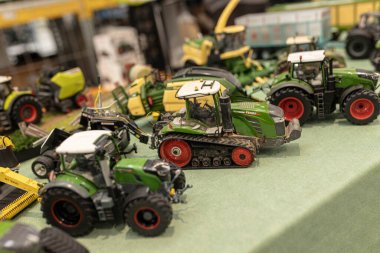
[
  {"left": 274, "top": 118, "right": 285, "bottom": 136},
  {"left": 245, "top": 116, "right": 263, "bottom": 136}
]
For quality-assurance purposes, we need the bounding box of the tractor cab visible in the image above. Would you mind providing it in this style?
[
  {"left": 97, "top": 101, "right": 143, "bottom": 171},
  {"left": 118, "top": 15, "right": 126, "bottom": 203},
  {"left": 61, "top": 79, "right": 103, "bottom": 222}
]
[
  {"left": 358, "top": 12, "right": 380, "bottom": 31},
  {"left": 174, "top": 80, "right": 223, "bottom": 135},
  {"left": 0, "top": 76, "right": 12, "bottom": 101},
  {"left": 286, "top": 36, "right": 317, "bottom": 53}
]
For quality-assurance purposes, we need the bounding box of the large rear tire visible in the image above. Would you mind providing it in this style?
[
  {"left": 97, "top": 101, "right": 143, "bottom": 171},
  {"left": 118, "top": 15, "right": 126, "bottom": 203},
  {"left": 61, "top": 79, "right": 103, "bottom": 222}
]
[
  {"left": 346, "top": 35, "right": 373, "bottom": 59},
  {"left": 270, "top": 88, "right": 312, "bottom": 125},
  {"left": 11, "top": 96, "right": 43, "bottom": 124},
  {"left": 41, "top": 188, "right": 97, "bottom": 237},
  {"left": 40, "top": 227, "right": 89, "bottom": 253},
  {"left": 125, "top": 193, "right": 173, "bottom": 237},
  {"left": 343, "top": 89, "right": 379, "bottom": 125}
]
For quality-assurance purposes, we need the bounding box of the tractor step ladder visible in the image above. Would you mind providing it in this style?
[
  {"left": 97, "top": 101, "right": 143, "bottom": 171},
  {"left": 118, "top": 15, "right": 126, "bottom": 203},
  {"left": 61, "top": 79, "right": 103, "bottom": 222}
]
[
  {"left": 314, "top": 86, "right": 325, "bottom": 119},
  {"left": 0, "top": 111, "right": 12, "bottom": 132}
]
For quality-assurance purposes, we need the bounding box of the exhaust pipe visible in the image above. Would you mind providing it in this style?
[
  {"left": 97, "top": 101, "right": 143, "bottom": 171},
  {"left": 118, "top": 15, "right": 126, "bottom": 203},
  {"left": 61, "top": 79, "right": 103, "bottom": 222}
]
[{"left": 219, "top": 90, "right": 234, "bottom": 133}]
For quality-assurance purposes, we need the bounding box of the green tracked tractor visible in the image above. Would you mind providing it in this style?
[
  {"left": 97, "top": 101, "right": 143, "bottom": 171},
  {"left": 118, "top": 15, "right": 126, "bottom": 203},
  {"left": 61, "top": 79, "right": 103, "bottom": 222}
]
[
  {"left": 40, "top": 130, "right": 188, "bottom": 237},
  {"left": 0, "top": 76, "right": 43, "bottom": 132},
  {"left": 153, "top": 79, "right": 301, "bottom": 168},
  {"left": 269, "top": 50, "right": 380, "bottom": 125}
]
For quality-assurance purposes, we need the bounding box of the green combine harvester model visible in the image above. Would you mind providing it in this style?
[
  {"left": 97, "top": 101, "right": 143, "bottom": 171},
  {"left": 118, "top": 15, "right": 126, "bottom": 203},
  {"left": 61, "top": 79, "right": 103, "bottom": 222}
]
[
  {"left": 0, "top": 76, "right": 43, "bottom": 132},
  {"left": 269, "top": 50, "right": 380, "bottom": 125},
  {"left": 0, "top": 222, "right": 89, "bottom": 253},
  {"left": 36, "top": 67, "right": 87, "bottom": 112},
  {"left": 40, "top": 130, "right": 188, "bottom": 237}
]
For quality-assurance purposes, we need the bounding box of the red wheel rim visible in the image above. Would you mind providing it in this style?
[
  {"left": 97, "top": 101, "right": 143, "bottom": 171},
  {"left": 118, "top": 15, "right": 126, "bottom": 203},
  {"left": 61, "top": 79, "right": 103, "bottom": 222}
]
[
  {"left": 231, "top": 147, "right": 253, "bottom": 166},
  {"left": 133, "top": 207, "right": 160, "bottom": 230},
  {"left": 278, "top": 97, "right": 304, "bottom": 121},
  {"left": 19, "top": 104, "right": 38, "bottom": 123},
  {"left": 75, "top": 94, "right": 88, "bottom": 107},
  {"left": 159, "top": 140, "right": 192, "bottom": 167},
  {"left": 349, "top": 98, "right": 375, "bottom": 120},
  {"left": 51, "top": 198, "right": 83, "bottom": 228}
]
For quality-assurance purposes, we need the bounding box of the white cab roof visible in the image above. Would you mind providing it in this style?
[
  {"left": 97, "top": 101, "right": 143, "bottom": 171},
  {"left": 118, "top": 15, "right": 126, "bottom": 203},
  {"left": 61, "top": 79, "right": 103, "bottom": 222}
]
[
  {"left": 176, "top": 80, "right": 221, "bottom": 99},
  {"left": 286, "top": 36, "right": 315, "bottom": 45},
  {"left": 0, "top": 76, "right": 12, "bottom": 84},
  {"left": 288, "top": 50, "right": 325, "bottom": 63},
  {"left": 56, "top": 130, "right": 111, "bottom": 154}
]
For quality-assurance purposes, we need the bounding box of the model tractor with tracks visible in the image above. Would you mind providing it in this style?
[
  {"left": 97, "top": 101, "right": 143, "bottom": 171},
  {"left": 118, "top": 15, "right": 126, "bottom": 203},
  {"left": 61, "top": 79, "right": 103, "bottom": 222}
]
[
  {"left": 113, "top": 67, "right": 256, "bottom": 118},
  {"left": 36, "top": 67, "right": 87, "bottom": 112},
  {"left": 40, "top": 130, "right": 187, "bottom": 237},
  {"left": 276, "top": 36, "right": 346, "bottom": 73},
  {"left": 181, "top": 0, "right": 273, "bottom": 87},
  {"left": 269, "top": 50, "right": 380, "bottom": 125},
  {"left": 154, "top": 80, "right": 301, "bottom": 168},
  {"left": 0, "top": 76, "right": 43, "bottom": 132},
  {"left": 346, "top": 12, "right": 380, "bottom": 59}
]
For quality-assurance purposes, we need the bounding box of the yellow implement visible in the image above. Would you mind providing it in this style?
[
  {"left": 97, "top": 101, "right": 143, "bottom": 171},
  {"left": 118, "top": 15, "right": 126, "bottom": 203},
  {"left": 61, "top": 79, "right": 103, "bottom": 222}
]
[{"left": 0, "top": 167, "right": 42, "bottom": 220}]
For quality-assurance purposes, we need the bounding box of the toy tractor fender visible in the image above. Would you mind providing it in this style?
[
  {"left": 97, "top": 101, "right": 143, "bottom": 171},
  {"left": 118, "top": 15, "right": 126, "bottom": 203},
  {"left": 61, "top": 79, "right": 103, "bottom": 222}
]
[
  {"left": 338, "top": 85, "right": 364, "bottom": 111},
  {"left": 267, "top": 82, "right": 314, "bottom": 97},
  {"left": 347, "top": 27, "right": 375, "bottom": 41},
  {"left": 40, "top": 181, "right": 93, "bottom": 199},
  {"left": 3, "top": 91, "right": 33, "bottom": 111},
  {"left": 4, "top": 92, "right": 43, "bottom": 124},
  {"left": 124, "top": 185, "right": 151, "bottom": 204}
]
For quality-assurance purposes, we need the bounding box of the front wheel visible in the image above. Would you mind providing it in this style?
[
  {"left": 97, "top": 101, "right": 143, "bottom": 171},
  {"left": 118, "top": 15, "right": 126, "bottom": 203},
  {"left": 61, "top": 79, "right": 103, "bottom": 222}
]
[
  {"left": 270, "top": 88, "right": 312, "bottom": 125},
  {"left": 343, "top": 89, "right": 379, "bottom": 125},
  {"left": 125, "top": 193, "right": 173, "bottom": 237},
  {"left": 346, "top": 36, "right": 373, "bottom": 59},
  {"left": 31, "top": 155, "right": 55, "bottom": 179},
  {"left": 11, "top": 96, "right": 43, "bottom": 124},
  {"left": 41, "top": 188, "right": 97, "bottom": 237}
]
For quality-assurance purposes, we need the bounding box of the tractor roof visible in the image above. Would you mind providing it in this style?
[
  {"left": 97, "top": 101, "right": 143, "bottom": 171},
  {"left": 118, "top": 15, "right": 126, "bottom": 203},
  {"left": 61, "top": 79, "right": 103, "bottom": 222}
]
[
  {"left": 0, "top": 76, "right": 12, "bottom": 84},
  {"left": 288, "top": 50, "right": 325, "bottom": 63},
  {"left": 286, "top": 36, "right": 316, "bottom": 45},
  {"left": 56, "top": 130, "right": 111, "bottom": 154},
  {"left": 176, "top": 80, "right": 221, "bottom": 99}
]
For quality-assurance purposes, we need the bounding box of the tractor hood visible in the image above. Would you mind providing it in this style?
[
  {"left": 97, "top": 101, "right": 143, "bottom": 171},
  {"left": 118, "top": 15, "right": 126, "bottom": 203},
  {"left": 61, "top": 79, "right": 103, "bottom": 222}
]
[
  {"left": 271, "top": 72, "right": 290, "bottom": 87},
  {"left": 334, "top": 68, "right": 380, "bottom": 87}
]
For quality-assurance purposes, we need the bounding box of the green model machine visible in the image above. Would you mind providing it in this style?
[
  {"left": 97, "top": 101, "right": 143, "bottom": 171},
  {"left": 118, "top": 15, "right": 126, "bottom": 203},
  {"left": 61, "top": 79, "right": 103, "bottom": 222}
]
[
  {"left": 37, "top": 67, "right": 87, "bottom": 112},
  {"left": 269, "top": 50, "right": 380, "bottom": 125},
  {"left": 0, "top": 76, "right": 43, "bottom": 132},
  {"left": 0, "top": 222, "right": 88, "bottom": 253},
  {"left": 152, "top": 79, "right": 301, "bottom": 168},
  {"left": 40, "top": 130, "right": 187, "bottom": 237}
]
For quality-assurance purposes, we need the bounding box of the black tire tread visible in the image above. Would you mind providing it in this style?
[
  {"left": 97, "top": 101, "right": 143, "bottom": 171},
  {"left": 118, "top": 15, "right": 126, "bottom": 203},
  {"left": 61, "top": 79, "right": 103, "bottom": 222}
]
[
  {"left": 41, "top": 188, "right": 97, "bottom": 237},
  {"left": 31, "top": 155, "right": 55, "bottom": 178},
  {"left": 124, "top": 192, "right": 173, "bottom": 237},
  {"left": 345, "top": 35, "right": 373, "bottom": 59},
  {"left": 40, "top": 227, "right": 89, "bottom": 253},
  {"left": 10, "top": 95, "right": 43, "bottom": 124}
]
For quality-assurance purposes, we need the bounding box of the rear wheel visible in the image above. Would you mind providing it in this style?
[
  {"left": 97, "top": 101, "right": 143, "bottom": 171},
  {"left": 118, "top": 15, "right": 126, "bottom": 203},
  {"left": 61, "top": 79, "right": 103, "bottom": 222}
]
[
  {"left": 40, "top": 227, "right": 89, "bottom": 253},
  {"left": 11, "top": 96, "right": 42, "bottom": 124},
  {"left": 125, "top": 193, "right": 173, "bottom": 237},
  {"left": 159, "top": 139, "right": 192, "bottom": 167},
  {"left": 270, "top": 88, "right": 312, "bottom": 125},
  {"left": 74, "top": 93, "right": 88, "bottom": 108},
  {"left": 41, "top": 188, "right": 96, "bottom": 237},
  {"left": 343, "top": 89, "right": 379, "bottom": 125},
  {"left": 231, "top": 147, "right": 253, "bottom": 166},
  {"left": 346, "top": 36, "right": 373, "bottom": 59},
  {"left": 31, "top": 155, "right": 55, "bottom": 179}
]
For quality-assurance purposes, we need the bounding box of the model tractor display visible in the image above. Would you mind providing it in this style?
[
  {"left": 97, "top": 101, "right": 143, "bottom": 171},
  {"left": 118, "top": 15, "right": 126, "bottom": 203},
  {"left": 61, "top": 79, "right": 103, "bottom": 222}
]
[
  {"left": 153, "top": 80, "right": 301, "bottom": 168},
  {"left": 181, "top": 0, "right": 273, "bottom": 87},
  {"left": 0, "top": 76, "right": 43, "bottom": 132},
  {"left": 0, "top": 222, "right": 89, "bottom": 253},
  {"left": 112, "top": 67, "right": 256, "bottom": 118},
  {"left": 346, "top": 12, "right": 380, "bottom": 59},
  {"left": 276, "top": 36, "right": 346, "bottom": 73},
  {"left": 370, "top": 40, "right": 380, "bottom": 71},
  {"left": 40, "top": 130, "right": 187, "bottom": 237},
  {"left": 269, "top": 50, "right": 380, "bottom": 125},
  {"left": 36, "top": 67, "right": 87, "bottom": 112}
]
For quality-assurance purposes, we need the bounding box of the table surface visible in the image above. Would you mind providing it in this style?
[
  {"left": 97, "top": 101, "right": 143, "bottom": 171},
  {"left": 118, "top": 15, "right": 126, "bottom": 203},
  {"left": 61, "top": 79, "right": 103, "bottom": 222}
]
[{"left": 13, "top": 48, "right": 380, "bottom": 253}]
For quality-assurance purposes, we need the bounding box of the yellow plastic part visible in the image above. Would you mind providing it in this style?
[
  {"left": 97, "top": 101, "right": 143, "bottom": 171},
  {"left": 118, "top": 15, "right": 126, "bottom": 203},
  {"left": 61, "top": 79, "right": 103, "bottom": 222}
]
[
  {"left": 214, "top": 0, "right": 240, "bottom": 34},
  {"left": 220, "top": 46, "right": 250, "bottom": 60},
  {"left": 51, "top": 68, "right": 85, "bottom": 100},
  {"left": 0, "top": 137, "right": 14, "bottom": 150},
  {"left": 3, "top": 90, "right": 32, "bottom": 111},
  {"left": 128, "top": 95, "right": 146, "bottom": 116},
  {"left": 182, "top": 39, "right": 213, "bottom": 65},
  {"left": 0, "top": 167, "right": 42, "bottom": 220}
]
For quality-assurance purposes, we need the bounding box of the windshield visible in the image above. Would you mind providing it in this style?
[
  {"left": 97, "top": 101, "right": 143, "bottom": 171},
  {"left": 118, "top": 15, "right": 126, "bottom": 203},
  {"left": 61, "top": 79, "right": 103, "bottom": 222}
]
[{"left": 289, "top": 43, "right": 316, "bottom": 53}]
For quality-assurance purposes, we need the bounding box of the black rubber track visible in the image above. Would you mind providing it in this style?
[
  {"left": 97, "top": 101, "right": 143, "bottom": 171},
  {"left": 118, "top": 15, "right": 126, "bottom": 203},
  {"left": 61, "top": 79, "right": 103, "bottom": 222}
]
[{"left": 40, "top": 227, "right": 89, "bottom": 253}]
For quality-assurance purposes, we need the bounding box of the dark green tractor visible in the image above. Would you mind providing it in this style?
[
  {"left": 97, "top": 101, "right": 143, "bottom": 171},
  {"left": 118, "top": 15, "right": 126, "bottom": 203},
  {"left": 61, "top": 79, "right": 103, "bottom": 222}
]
[
  {"left": 40, "top": 130, "right": 188, "bottom": 237},
  {"left": 269, "top": 50, "right": 380, "bottom": 125}
]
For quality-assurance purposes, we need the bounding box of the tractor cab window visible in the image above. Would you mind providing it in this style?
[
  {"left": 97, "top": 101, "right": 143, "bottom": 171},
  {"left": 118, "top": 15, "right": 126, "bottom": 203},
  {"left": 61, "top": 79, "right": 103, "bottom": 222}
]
[
  {"left": 360, "top": 14, "right": 380, "bottom": 28},
  {"left": 0, "top": 83, "right": 11, "bottom": 99},
  {"left": 293, "top": 62, "right": 322, "bottom": 84},
  {"left": 188, "top": 97, "right": 217, "bottom": 126},
  {"left": 289, "top": 43, "right": 316, "bottom": 53}
]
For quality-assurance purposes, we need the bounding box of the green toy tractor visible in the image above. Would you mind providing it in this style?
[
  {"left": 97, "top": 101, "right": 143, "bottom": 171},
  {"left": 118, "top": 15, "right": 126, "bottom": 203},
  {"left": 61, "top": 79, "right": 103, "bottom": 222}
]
[
  {"left": 0, "top": 76, "right": 43, "bottom": 132},
  {"left": 153, "top": 79, "right": 301, "bottom": 168},
  {"left": 37, "top": 67, "right": 87, "bottom": 112},
  {"left": 40, "top": 130, "right": 187, "bottom": 237},
  {"left": 0, "top": 222, "right": 88, "bottom": 253},
  {"left": 269, "top": 50, "right": 380, "bottom": 125}
]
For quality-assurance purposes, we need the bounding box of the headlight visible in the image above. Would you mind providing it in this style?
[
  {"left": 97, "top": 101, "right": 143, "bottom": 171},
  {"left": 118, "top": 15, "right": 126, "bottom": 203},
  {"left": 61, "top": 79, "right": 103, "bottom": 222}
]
[{"left": 268, "top": 104, "right": 284, "bottom": 118}]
